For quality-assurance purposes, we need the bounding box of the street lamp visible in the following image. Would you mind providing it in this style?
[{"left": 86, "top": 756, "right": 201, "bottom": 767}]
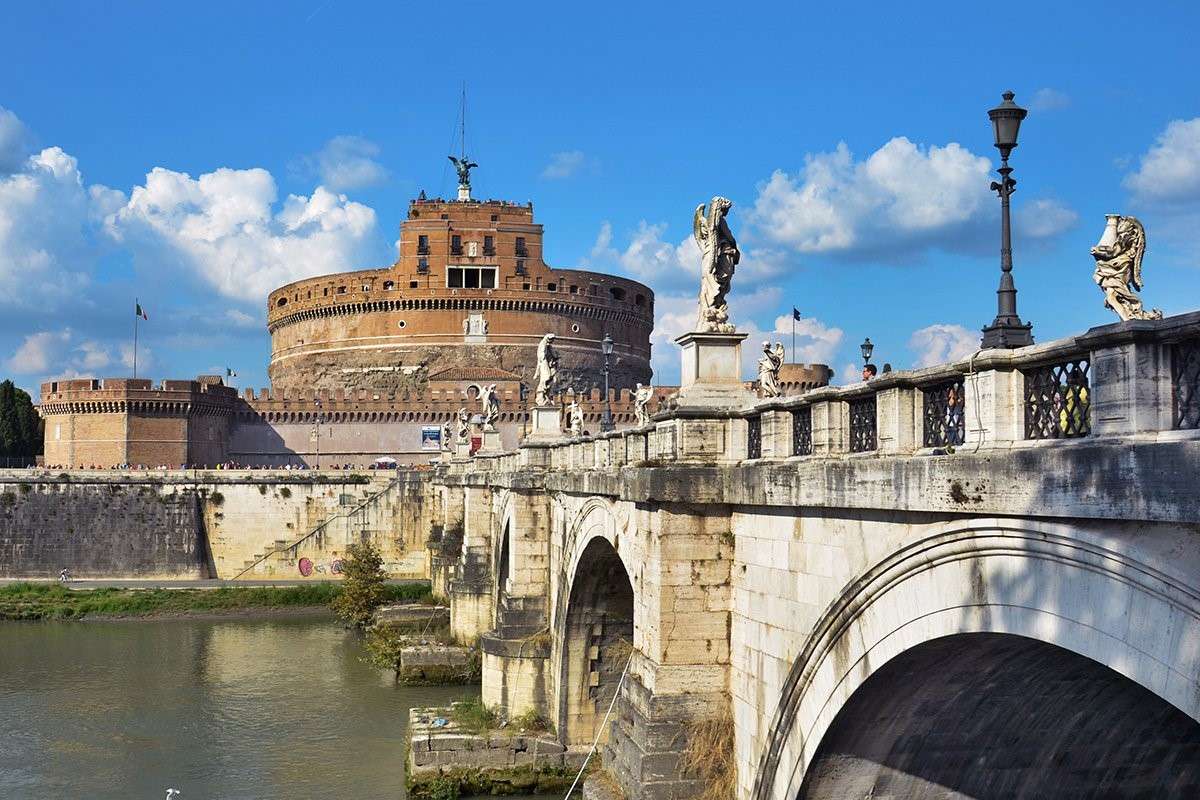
[
  {"left": 601, "top": 333, "right": 614, "bottom": 432},
  {"left": 860, "top": 337, "right": 874, "bottom": 366},
  {"left": 981, "top": 90, "right": 1034, "bottom": 349}
]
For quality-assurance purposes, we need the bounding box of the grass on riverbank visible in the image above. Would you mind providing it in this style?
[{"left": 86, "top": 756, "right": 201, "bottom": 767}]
[{"left": 0, "top": 581, "right": 431, "bottom": 621}]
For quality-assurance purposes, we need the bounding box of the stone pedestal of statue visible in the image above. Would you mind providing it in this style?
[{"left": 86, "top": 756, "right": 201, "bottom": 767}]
[
  {"left": 478, "top": 428, "right": 503, "bottom": 453},
  {"left": 674, "top": 330, "right": 757, "bottom": 409},
  {"left": 525, "top": 405, "right": 565, "bottom": 443},
  {"left": 457, "top": 185, "right": 471, "bottom": 202},
  {"left": 453, "top": 439, "right": 473, "bottom": 460}
]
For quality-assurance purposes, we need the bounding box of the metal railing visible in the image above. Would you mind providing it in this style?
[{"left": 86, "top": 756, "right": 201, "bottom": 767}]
[
  {"left": 792, "top": 407, "right": 812, "bottom": 456},
  {"left": 922, "top": 378, "right": 966, "bottom": 447},
  {"left": 1173, "top": 337, "right": 1200, "bottom": 430},
  {"left": 747, "top": 416, "right": 762, "bottom": 459},
  {"left": 1024, "top": 358, "right": 1091, "bottom": 439},
  {"left": 848, "top": 396, "right": 877, "bottom": 453}
]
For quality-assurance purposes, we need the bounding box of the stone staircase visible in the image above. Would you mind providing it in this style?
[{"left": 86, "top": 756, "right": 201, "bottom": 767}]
[{"left": 232, "top": 478, "right": 400, "bottom": 579}]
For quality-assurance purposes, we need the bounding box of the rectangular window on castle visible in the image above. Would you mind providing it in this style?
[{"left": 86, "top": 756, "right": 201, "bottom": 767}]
[
  {"left": 515, "top": 237, "right": 528, "bottom": 257},
  {"left": 483, "top": 235, "right": 495, "bottom": 256},
  {"left": 417, "top": 257, "right": 429, "bottom": 273},
  {"left": 417, "top": 235, "right": 429, "bottom": 255},
  {"left": 451, "top": 235, "right": 463, "bottom": 256},
  {"left": 447, "top": 266, "right": 496, "bottom": 289}
]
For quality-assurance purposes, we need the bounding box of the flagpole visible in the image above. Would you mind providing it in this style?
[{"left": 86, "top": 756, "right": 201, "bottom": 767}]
[
  {"left": 133, "top": 297, "right": 139, "bottom": 379},
  {"left": 791, "top": 312, "right": 796, "bottom": 364}
]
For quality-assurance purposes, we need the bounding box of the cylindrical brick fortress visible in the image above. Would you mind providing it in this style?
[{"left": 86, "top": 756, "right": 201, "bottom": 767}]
[{"left": 267, "top": 198, "right": 655, "bottom": 394}]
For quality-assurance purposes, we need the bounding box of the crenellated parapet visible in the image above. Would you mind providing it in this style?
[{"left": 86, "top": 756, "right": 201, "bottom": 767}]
[{"left": 38, "top": 377, "right": 238, "bottom": 468}]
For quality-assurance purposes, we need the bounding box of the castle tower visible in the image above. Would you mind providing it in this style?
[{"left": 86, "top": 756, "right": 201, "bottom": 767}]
[{"left": 266, "top": 191, "right": 655, "bottom": 396}]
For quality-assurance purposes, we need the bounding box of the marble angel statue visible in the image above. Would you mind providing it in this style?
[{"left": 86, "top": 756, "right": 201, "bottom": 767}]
[
  {"left": 1090, "top": 214, "right": 1162, "bottom": 321},
  {"left": 634, "top": 383, "right": 653, "bottom": 427},
  {"left": 481, "top": 384, "right": 500, "bottom": 430},
  {"left": 757, "top": 341, "right": 784, "bottom": 398},
  {"left": 693, "top": 196, "right": 740, "bottom": 332},
  {"left": 534, "top": 334, "right": 559, "bottom": 405}
]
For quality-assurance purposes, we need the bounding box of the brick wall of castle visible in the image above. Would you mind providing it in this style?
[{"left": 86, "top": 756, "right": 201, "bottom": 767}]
[{"left": 265, "top": 198, "right": 655, "bottom": 393}]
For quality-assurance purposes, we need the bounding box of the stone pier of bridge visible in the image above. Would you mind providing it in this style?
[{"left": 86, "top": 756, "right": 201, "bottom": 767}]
[{"left": 427, "top": 311, "right": 1200, "bottom": 799}]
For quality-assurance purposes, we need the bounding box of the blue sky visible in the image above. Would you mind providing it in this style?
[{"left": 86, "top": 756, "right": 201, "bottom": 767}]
[{"left": 2, "top": 0, "right": 1198, "bottom": 394}]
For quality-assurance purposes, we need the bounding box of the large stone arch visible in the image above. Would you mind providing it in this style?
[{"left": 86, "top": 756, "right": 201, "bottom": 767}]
[
  {"left": 795, "top": 632, "right": 1200, "bottom": 798},
  {"left": 493, "top": 489, "right": 517, "bottom": 617},
  {"left": 750, "top": 518, "right": 1200, "bottom": 800},
  {"left": 553, "top": 498, "right": 637, "bottom": 746}
]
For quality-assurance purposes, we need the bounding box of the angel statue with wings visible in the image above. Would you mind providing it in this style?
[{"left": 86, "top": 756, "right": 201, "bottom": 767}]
[
  {"left": 481, "top": 384, "right": 501, "bottom": 431},
  {"left": 693, "top": 196, "right": 740, "bottom": 332},
  {"left": 534, "top": 333, "right": 559, "bottom": 405},
  {"left": 757, "top": 341, "right": 785, "bottom": 398},
  {"left": 1090, "top": 214, "right": 1162, "bottom": 322},
  {"left": 448, "top": 155, "right": 478, "bottom": 189}
]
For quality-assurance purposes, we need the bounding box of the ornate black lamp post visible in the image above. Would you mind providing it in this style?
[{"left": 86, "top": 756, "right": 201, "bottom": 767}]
[
  {"left": 601, "top": 333, "right": 614, "bottom": 432},
  {"left": 860, "top": 337, "right": 874, "bottom": 367},
  {"left": 981, "top": 91, "right": 1034, "bottom": 349}
]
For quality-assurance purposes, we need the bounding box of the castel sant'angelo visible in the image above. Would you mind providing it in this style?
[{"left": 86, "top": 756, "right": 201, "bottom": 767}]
[{"left": 37, "top": 160, "right": 831, "bottom": 468}]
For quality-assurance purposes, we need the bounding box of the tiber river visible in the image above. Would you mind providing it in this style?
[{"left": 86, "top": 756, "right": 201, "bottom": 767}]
[{"left": 0, "top": 616, "right": 556, "bottom": 800}]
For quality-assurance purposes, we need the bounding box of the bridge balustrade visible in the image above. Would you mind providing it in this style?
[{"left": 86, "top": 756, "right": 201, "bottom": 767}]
[
  {"left": 1174, "top": 336, "right": 1200, "bottom": 429},
  {"left": 1022, "top": 357, "right": 1092, "bottom": 440},
  {"left": 792, "top": 406, "right": 813, "bottom": 456},
  {"left": 922, "top": 377, "right": 967, "bottom": 448},
  {"left": 848, "top": 395, "right": 878, "bottom": 453},
  {"left": 746, "top": 415, "right": 763, "bottom": 460},
  {"left": 440, "top": 311, "right": 1200, "bottom": 471}
]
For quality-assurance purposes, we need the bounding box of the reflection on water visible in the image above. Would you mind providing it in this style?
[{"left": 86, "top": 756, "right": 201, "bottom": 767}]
[{"left": 0, "top": 617, "right": 551, "bottom": 800}]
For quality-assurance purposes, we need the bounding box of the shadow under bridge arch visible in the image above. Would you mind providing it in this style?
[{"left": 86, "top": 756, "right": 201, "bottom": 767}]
[{"left": 557, "top": 536, "right": 634, "bottom": 747}]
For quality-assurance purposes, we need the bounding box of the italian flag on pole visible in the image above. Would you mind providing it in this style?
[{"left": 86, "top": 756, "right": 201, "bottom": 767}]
[{"left": 135, "top": 302, "right": 148, "bottom": 320}]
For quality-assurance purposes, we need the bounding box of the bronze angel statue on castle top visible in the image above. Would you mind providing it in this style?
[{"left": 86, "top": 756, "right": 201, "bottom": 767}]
[
  {"left": 448, "top": 155, "right": 478, "bottom": 189},
  {"left": 1090, "top": 214, "right": 1162, "bottom": 322}
]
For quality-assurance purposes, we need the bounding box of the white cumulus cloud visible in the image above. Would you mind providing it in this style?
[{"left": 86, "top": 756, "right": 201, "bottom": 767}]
[
  {"left": 0, "top": 106, "right": 35, "bottom": 174},
  {"left": 908, "top": 323, "right": 979, "bottom": 368},
  {"left": 300, "top": 135, "right": 388, "bottom": 192},
  {"left": 1015, "top": 197, "right": 1078, "bottom": 239},
  {"left": 106, "top": 166, "right": 378, "bottom": 302},
  {"left": 1028, "top": 88, "right": 1070, "bottom": 112},
  {"left": 0, "top": 145, "right": 114, "bottom": 307},
  {"left": 1124, "top": 118, "right": 1200, "bottom": 206},
  {"left": 5, "top": 328, "right": 131, "bottom": 378},
  {"left": 541, "top": 150, "right": 588, "bottom": 180},
  {"left": 749, "top": 136, "right": 1072, "bottom": 259},
  {"left": 584, "top": 218, "right": 783, "bottom": 294}
]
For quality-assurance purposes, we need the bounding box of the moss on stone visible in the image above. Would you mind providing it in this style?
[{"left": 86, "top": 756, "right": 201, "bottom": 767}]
[{"left": 406, "top": 765, "right": 575, "bottom": 799}]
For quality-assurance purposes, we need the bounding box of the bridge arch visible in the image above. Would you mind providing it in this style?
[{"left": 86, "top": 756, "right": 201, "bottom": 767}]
[
  {"left": 554, "top": 499, "right": 637, "bottom": 746},
  {"left": 795, "top": 632, "right": 1200, "bottom": 798},
  {"left": 493, "top": 490, "right": 517, "bottom": 613},
  {"left": 750, "top": 518, "right": 1200, "bottom": 800}
]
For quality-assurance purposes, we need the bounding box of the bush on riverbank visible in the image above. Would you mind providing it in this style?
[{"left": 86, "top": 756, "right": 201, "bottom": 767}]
[
  {"left": 0, "top": 581, "right": 430, "bottom": 621},
  {"left": 330, "top": 541, "right": 390, "bottom": 629}
]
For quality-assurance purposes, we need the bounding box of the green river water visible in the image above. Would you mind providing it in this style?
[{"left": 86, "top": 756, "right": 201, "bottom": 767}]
[{"left": 0, "top": 615, "right": 557, "bottom": 800}]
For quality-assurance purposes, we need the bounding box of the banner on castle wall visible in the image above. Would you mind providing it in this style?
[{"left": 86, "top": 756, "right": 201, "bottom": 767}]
[{"left": 420, "top": 426, "right": 441, "bottom": 451}]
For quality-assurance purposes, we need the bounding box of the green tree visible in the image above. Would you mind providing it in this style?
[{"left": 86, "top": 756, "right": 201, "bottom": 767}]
[
  {"left": 0, "top": 381, "right": 42, "bottom": 461},
  {"left": 14, "top": 385, "right": 42, "bottom": 458},
  {"left": 331, "top": 540, "right": 389, "bottom": 629}
]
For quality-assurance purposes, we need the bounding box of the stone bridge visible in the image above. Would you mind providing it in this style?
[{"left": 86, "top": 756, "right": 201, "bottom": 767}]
[{"left": 427, "top": 312, "right": 1200, "bottom": 799}]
